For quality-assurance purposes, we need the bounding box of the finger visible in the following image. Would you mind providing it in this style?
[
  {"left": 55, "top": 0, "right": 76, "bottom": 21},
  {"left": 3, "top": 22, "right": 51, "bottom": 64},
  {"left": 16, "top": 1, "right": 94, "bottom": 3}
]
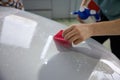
[
  {"left": 64, "top": 29, "right": 77, "bottom": 40},
  {"left": 68, "top": 34, "right": 80, "bottom": 43},
  {"left": 62, "top": 26, "right": 74, "bottom": 37},
  {"left": 73, "top": 38, "right": 83, "bottom": 45}
]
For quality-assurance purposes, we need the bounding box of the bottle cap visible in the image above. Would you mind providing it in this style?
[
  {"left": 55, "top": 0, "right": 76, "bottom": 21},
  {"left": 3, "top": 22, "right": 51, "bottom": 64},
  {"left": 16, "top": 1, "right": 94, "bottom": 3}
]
[{"left": 90, "top": 10, "right": 96, "bottom": 15}]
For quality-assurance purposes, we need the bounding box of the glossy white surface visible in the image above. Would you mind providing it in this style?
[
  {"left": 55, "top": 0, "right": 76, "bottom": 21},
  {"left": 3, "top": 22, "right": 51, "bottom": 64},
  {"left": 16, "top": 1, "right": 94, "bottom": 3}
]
[
  {"left": 0, "top": 7, "right": 120, "bottom": 80},
  {"left": 1, "top": 15, "right": 37, "bottom": 48}
]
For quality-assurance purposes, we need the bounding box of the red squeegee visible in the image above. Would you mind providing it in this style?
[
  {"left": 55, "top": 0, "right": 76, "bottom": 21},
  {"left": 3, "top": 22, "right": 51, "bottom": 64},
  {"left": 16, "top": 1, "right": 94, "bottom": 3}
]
[{"left": 53, "top": 30, "right": 72, "bottom": 48}]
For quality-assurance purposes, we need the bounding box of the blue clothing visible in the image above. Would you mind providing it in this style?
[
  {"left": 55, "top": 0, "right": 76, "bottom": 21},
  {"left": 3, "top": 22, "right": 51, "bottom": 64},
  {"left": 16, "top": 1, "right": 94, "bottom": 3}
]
[{"left": 94, "top": 0, "right": 120, "bottom": 20}]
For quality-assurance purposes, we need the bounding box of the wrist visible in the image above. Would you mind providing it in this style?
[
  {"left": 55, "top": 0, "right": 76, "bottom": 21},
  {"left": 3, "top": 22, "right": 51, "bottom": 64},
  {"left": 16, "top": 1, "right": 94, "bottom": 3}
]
[
  {"left": 87, "top": 23, "right": 95, "bottom": 37},
  {"left": 89, "top": 22, "right": 106, "bottom": 36}
]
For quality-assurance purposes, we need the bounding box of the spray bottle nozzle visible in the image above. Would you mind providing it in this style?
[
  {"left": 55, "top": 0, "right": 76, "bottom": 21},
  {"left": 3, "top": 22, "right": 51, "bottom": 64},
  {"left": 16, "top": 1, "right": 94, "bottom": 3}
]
[{"left": 71, "top": 7, "right": 101, "bottom": 22}]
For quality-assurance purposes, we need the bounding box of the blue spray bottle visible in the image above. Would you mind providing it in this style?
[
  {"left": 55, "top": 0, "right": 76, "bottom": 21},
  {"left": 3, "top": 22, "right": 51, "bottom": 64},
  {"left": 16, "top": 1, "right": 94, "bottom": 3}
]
[{"left": 71, "top": 7, "right": 100, "bottom": 23}]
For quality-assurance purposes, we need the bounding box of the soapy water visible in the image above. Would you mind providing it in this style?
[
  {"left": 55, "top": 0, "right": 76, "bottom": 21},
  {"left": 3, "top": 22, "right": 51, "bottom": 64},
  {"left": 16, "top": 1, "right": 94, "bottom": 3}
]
[{"left": 39, "top": 51, "right": 99, "bottom": 80}]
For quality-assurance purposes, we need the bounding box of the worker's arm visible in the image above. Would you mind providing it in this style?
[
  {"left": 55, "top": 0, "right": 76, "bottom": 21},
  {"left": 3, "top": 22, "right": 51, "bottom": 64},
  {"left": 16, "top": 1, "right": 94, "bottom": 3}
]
[
  {"left": 62, "top": 19, "right": 120, "bottom": 45},
  {"left": 92, "top": 19, "right": 120, "bottom": 36},
  {"left": 81, "top": 0, "right": 91, "bottom": 6}
]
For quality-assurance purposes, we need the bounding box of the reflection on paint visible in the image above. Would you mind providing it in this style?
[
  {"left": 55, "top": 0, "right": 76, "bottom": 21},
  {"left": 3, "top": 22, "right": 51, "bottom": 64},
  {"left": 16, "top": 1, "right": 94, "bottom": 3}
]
[
  {"left": 40, "top": 35, "right": 53, "bottom": 64},
  {"left": 0, "top": 15, "right": 37, "bottom": 48},
  {"left": 89, "top": 59, "right": 120, "bottom": 80},
  {"left": 100, "top": 59, "right": 120, "bottom": 74}
]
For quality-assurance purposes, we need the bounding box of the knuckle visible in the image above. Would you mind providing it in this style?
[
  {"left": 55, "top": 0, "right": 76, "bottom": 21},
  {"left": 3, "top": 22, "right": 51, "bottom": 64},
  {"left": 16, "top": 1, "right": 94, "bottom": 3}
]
[{"left": 80, "top": 36, "right": 84, "bottom": 41}]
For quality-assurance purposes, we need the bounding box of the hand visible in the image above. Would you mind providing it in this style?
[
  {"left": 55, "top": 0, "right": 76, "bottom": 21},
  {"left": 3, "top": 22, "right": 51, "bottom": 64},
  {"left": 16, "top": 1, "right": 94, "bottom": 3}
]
[
  {"left": 77, "top": 16, "right": 85, "bottom": 23},
  {"left": 62, "top": 24, "right": 93, "bottom": 45}
]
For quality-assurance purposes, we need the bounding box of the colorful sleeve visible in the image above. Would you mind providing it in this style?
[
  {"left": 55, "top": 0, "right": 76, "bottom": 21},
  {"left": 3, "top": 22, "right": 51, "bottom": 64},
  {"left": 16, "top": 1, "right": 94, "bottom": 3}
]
[{"left": 0, "top": 0, "right": 24, "bottom": 10}]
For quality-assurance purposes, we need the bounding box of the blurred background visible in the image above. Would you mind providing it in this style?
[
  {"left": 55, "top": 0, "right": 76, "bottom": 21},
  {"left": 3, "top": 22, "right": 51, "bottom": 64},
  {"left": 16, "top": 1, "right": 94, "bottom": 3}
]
[
  {"left": 23, "top": 0, "right": 82, "bottom": 27},
  {"left": 23, "top": 0, "right": 82, "bottom": 19}
]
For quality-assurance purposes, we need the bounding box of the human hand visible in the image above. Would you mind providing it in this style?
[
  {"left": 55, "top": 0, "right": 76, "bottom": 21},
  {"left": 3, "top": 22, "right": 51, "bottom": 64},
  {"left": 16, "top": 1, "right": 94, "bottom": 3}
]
[
  {"left": 77, "top": 16, "right": 85, "bottom": 23},
  {"left": 62, "top": 24, "right": 93, "bottom": 45}
]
